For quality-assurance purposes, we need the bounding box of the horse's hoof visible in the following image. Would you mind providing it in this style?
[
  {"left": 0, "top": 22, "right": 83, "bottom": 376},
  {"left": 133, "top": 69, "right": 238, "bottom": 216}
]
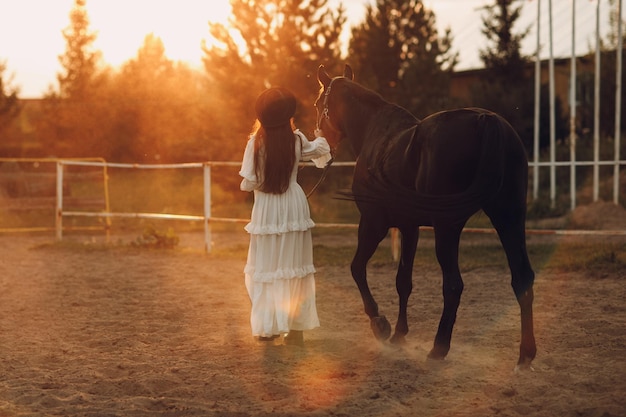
[
  {"left": 389, "top": 333, "right": 406, "bottom": 345},
  {"left": 370, "top": 316, "right": 391, "bottom": 341},
  {"left": 514, "top": 363, "right": 535, "bottom": 373},
  {"left": 427, "top": 346, "right": 448, "bottom": 360},
  {"left": 514, "top": 357, "right": 535, "bottom": 373}
]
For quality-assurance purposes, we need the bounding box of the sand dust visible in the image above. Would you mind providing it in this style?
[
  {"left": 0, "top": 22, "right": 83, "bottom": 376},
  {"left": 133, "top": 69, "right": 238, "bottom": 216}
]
[{"left": 0, "top": 219, "right": 625, "bottom": 416}]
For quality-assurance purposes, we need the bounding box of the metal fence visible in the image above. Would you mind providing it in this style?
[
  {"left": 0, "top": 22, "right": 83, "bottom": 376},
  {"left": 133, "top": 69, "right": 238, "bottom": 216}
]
[{"left": 1, "top": 157, "right": 625, "bottom": 254}]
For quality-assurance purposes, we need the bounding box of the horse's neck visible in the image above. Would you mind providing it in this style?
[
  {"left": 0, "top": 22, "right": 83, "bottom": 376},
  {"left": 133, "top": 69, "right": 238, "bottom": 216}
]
[{"left": 349, "top": 103, "right": 416, "bottom": 154}]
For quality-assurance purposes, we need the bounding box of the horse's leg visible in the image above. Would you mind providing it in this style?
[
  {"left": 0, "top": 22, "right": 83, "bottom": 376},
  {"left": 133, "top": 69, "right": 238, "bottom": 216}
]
[
  {"left": 428, "top": 222, "right": 465, "bottom": 360},
  {"left": 484, "top": 203, "right": 536, "bottom": 369},
  {"left": 389, "top": 226, "right": 419, "bottom": 345},
  {"left": 352, "top": 218, "right": 391, "bottom": 341}
]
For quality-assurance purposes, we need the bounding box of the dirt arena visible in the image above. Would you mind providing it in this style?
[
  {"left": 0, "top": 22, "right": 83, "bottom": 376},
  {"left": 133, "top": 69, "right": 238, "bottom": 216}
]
[{"left": 0, "top": 220, "right": 625, "bottom": 416}]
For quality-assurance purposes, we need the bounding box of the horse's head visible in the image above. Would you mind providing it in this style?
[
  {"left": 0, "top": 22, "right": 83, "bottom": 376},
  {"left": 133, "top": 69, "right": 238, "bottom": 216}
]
[{"left": 315, "top": 64, "right": 354, "bottom": 151}]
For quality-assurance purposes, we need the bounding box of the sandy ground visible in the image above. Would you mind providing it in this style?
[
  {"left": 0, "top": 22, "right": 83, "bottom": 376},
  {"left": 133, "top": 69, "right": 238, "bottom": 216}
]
[{"left": 0, "top": 224, "right": 625, "bottom": 417}]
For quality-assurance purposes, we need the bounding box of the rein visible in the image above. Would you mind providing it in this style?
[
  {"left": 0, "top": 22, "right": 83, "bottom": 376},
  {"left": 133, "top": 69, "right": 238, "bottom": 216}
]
[{"left": 305, "top": 157, "right": 333, "bottom": 199}]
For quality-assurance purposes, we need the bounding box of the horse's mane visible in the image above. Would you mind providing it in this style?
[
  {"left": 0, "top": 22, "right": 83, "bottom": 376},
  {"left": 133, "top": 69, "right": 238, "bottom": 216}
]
[
  {"left": 344, "top": 79, "right": 418, "bottom": 134},
  {"left": 345, "top": 79, "right": 385, "bottom": 106}
]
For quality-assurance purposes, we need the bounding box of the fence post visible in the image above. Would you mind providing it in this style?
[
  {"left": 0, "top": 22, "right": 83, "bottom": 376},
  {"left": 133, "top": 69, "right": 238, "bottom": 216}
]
[
  {"left": 55, "top": 161, "right": 64, "bottom": 241},
  {"left": 203, "top": 163, "right": 212, "bottom": 253}
]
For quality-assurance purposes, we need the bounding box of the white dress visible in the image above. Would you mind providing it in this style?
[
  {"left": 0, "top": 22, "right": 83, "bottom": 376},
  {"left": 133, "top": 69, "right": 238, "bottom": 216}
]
[{"left": 239, "top": 129, "right": 331, "bottom": 338}]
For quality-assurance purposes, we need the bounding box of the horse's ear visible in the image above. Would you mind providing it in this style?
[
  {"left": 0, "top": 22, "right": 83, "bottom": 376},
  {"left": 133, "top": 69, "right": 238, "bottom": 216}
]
[
  {"left": 344, "top": 64, "right": 354, "bottom": 80},
  {"left": 318, "top": 65, "right": 331, "bottom": 87}
]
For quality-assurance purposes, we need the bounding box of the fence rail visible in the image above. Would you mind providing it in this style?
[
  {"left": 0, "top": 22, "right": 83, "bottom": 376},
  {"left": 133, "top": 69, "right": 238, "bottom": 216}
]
[{"left": 1, "top": 158, "right": 625, "bottom": 253}]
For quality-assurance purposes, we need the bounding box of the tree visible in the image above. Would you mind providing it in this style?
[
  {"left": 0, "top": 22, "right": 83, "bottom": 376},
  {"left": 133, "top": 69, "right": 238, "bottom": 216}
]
[
  {"left": 42, "top": 0, "right": 109, "bottom": 157},
  {"left": 0, "top": 61, "right": 20, "bottom": 133},
  {"left": 348, "top": 0, "right": 458, "bottom": 118},
  {"left": 592, "top": 0, "right": 626, "bottom": 140},
  {"left": 472, "top": 0, "right": 566, "bottom": 155},
  {"left": 110, "top": 34, "right": 206, "bottom": 162},
  {"left": 478, "top": 0, "right": 528, "bottom": 81},
  {"left": 201, "top": 0, "right": 346, "bottom": 161},
  {"left": 0, "top": 61, "right": 23, "bottom": 157},
  {"left": 56, "top": 0, "right": 102, "bottom": 100}
]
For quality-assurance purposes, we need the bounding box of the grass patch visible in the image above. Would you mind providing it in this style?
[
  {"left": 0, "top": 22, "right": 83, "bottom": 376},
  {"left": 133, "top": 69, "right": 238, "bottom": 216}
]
[
  {"left": 30, "top": 234, "right": 626, "bottom": 278},
  {"left": 207, "top": 243, "right": 249, "bottom": 260},
  {"left": 545, "top": 241, "right": 626, "bottom": 276},
  {"left": 314, "top": 238, "right": 626, "bottom": 276}
]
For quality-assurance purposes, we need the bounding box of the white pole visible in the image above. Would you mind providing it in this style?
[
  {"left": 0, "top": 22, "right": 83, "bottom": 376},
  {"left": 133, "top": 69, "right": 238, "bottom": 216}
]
[
  {"left": 549, "top": 0, "right": 556, "bottom": 208},
  {"left": 570, "top": 0, "right": 577, "bottom": 211},
  {"left": 593, "top": 0, "right": 601, "bottom": 202},
  {"left": 534, "top": 0, "right": 541, "bottom": 201},
  {"left": 203, "top": 163, "right": 212, "bottom": 253},
  {"left": 614, "top": 0, "right": 623, "bottom": 205},
  {"left": 55, "top": 161, "right": 64, "bottom": 241}
]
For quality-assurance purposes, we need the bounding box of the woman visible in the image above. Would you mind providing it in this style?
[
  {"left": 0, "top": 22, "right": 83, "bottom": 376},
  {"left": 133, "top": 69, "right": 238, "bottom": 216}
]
[{"left": 239, "top": 87, "right": 331, "bottom": 345}]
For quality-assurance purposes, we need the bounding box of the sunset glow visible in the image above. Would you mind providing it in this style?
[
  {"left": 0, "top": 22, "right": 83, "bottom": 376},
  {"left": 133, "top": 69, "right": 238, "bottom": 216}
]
[
  {"left": 0, "top": 0, "right": 239, "bottom": 97},
  {"left": 88, "top": 0, "right": 233, "bottom": 66},
  {"left": 0, "top": 0, "right": 616, "bottom": 98}
]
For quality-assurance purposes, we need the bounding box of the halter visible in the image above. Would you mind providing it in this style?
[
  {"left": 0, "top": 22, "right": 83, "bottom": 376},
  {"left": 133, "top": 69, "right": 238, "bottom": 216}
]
[
  {"left": 307, "top": 77, "right": 343, "bottom": 199},
  {"left": 315, "top": 76, "right": 343, "bottom": 135}
]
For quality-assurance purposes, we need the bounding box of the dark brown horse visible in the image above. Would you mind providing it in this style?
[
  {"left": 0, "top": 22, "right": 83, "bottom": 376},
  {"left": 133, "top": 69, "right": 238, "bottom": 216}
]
[{"left": 316, "top": 64, "right": 536, "bottom": 369}]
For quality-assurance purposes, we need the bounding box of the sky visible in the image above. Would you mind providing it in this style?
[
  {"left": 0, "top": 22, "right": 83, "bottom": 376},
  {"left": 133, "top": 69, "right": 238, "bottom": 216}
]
[{"left": 0, "top": 0, "right": 619, "bottom": 98}]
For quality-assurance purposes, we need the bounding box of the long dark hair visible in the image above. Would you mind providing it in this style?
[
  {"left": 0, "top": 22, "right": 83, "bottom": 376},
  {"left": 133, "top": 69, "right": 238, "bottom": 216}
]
[{"left": 253, "top": 120, "right": 297, "bottom": 194}]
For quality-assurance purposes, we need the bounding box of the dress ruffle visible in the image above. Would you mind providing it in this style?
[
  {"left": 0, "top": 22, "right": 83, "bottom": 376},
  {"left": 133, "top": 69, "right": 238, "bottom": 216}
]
[
  {"left": 245, "top": 182, "right": 314, "bottom": 236},
  {"left": 244, "top": 229, "right": 315, "bottom": 282},
  {"left": 244, "top": 264, "right": 316, "bottom": 282},
  {"left": 244, "top": 219, "right": 315, "bottom": 235}
]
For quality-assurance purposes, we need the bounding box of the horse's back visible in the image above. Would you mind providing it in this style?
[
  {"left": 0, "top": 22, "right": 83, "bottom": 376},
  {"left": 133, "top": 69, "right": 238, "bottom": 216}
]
[{"left": 414, "top": 107, "right": 526, "bottom": 195}]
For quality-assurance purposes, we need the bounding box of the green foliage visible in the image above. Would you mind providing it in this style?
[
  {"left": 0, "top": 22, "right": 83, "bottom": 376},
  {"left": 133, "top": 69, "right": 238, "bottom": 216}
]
[
  {"left": 474, "top": 0, "right": 533, "bottom": 154},
  {"left": 348, "top": 0, "right": 458, "bottom": 118},
  {"left": 470, "top": 0, "right": 570, "bottom": 157},
  {"left": 19, "top": 0, "right": 350, "bottom": 163},
  {"left": 479, "top": 0, "right": 529, "bottom": 80},
  {"left": 593, "top": 49, "right": 626, "bottom": 139},
  {"left": 526, "top": 197, "right": 568, "bottom": 220},
  {"left": 312, "top": 236, "right": 626, "bottom": 277},
  {"left": 545, "top": 241, "right": 626, "bottom": 276},
  {"left": 2, "top": 0, "right": 622, "bottom": 170}
]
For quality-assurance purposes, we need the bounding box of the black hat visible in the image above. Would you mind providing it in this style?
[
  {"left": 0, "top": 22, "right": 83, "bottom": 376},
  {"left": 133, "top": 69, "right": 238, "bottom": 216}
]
[{"left": 255, "top": 87, "right": 296, "bottom": 128}]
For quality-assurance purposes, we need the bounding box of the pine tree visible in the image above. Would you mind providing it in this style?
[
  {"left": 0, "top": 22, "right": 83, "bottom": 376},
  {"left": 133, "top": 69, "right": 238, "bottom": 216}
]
[
  {"left": 479, "top": 0, "right": 529, "bottom": 82},
  {"left": 111, "top": 35, "right": 205, "bottom": 162},
  {"left": 0, "top": 61, "right": 20, "bottom": 132},
  {"left": 348, "top": 0, "right": 458, "bottom": 118},
  {"left": 475, "top": 0, "right": 532, "bottom": 153},
  {"left": 594, "top": 0, "right": 626, "bottom": 139},
  {"left": 201, "top": 0, "right": 346, "bottom": 160},
  {"left": 472, "top": 0, "right": 567, "bottom": 154},
  {"left": 42, "top": 0, "right": 110, "bottom": 157},
  {"left": 56, "top": 0, "right": 102, "bottom": 100}
]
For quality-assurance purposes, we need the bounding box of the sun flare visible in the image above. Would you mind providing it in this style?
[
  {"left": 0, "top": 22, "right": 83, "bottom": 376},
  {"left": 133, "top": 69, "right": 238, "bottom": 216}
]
[{"left": 86, "top": 0, "right": 236, "bottom": 67}]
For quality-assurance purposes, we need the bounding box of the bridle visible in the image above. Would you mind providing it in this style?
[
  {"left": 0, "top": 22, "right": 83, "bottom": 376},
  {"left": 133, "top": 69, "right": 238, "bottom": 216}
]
[
  {"left": 306, "top": 76, "right": 343, "bottom": 199},
  {"left": 315, "top": 76, "right": 343, "bottom": 138}
]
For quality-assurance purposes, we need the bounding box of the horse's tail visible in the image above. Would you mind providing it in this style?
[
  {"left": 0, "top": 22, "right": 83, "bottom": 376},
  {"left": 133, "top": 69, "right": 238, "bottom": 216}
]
[
  {"left": 465, "top": 111, "right": 508, "bottom": 200},
  {"left": 339, "top": 111, "right": 510, "bottom": 223}
]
